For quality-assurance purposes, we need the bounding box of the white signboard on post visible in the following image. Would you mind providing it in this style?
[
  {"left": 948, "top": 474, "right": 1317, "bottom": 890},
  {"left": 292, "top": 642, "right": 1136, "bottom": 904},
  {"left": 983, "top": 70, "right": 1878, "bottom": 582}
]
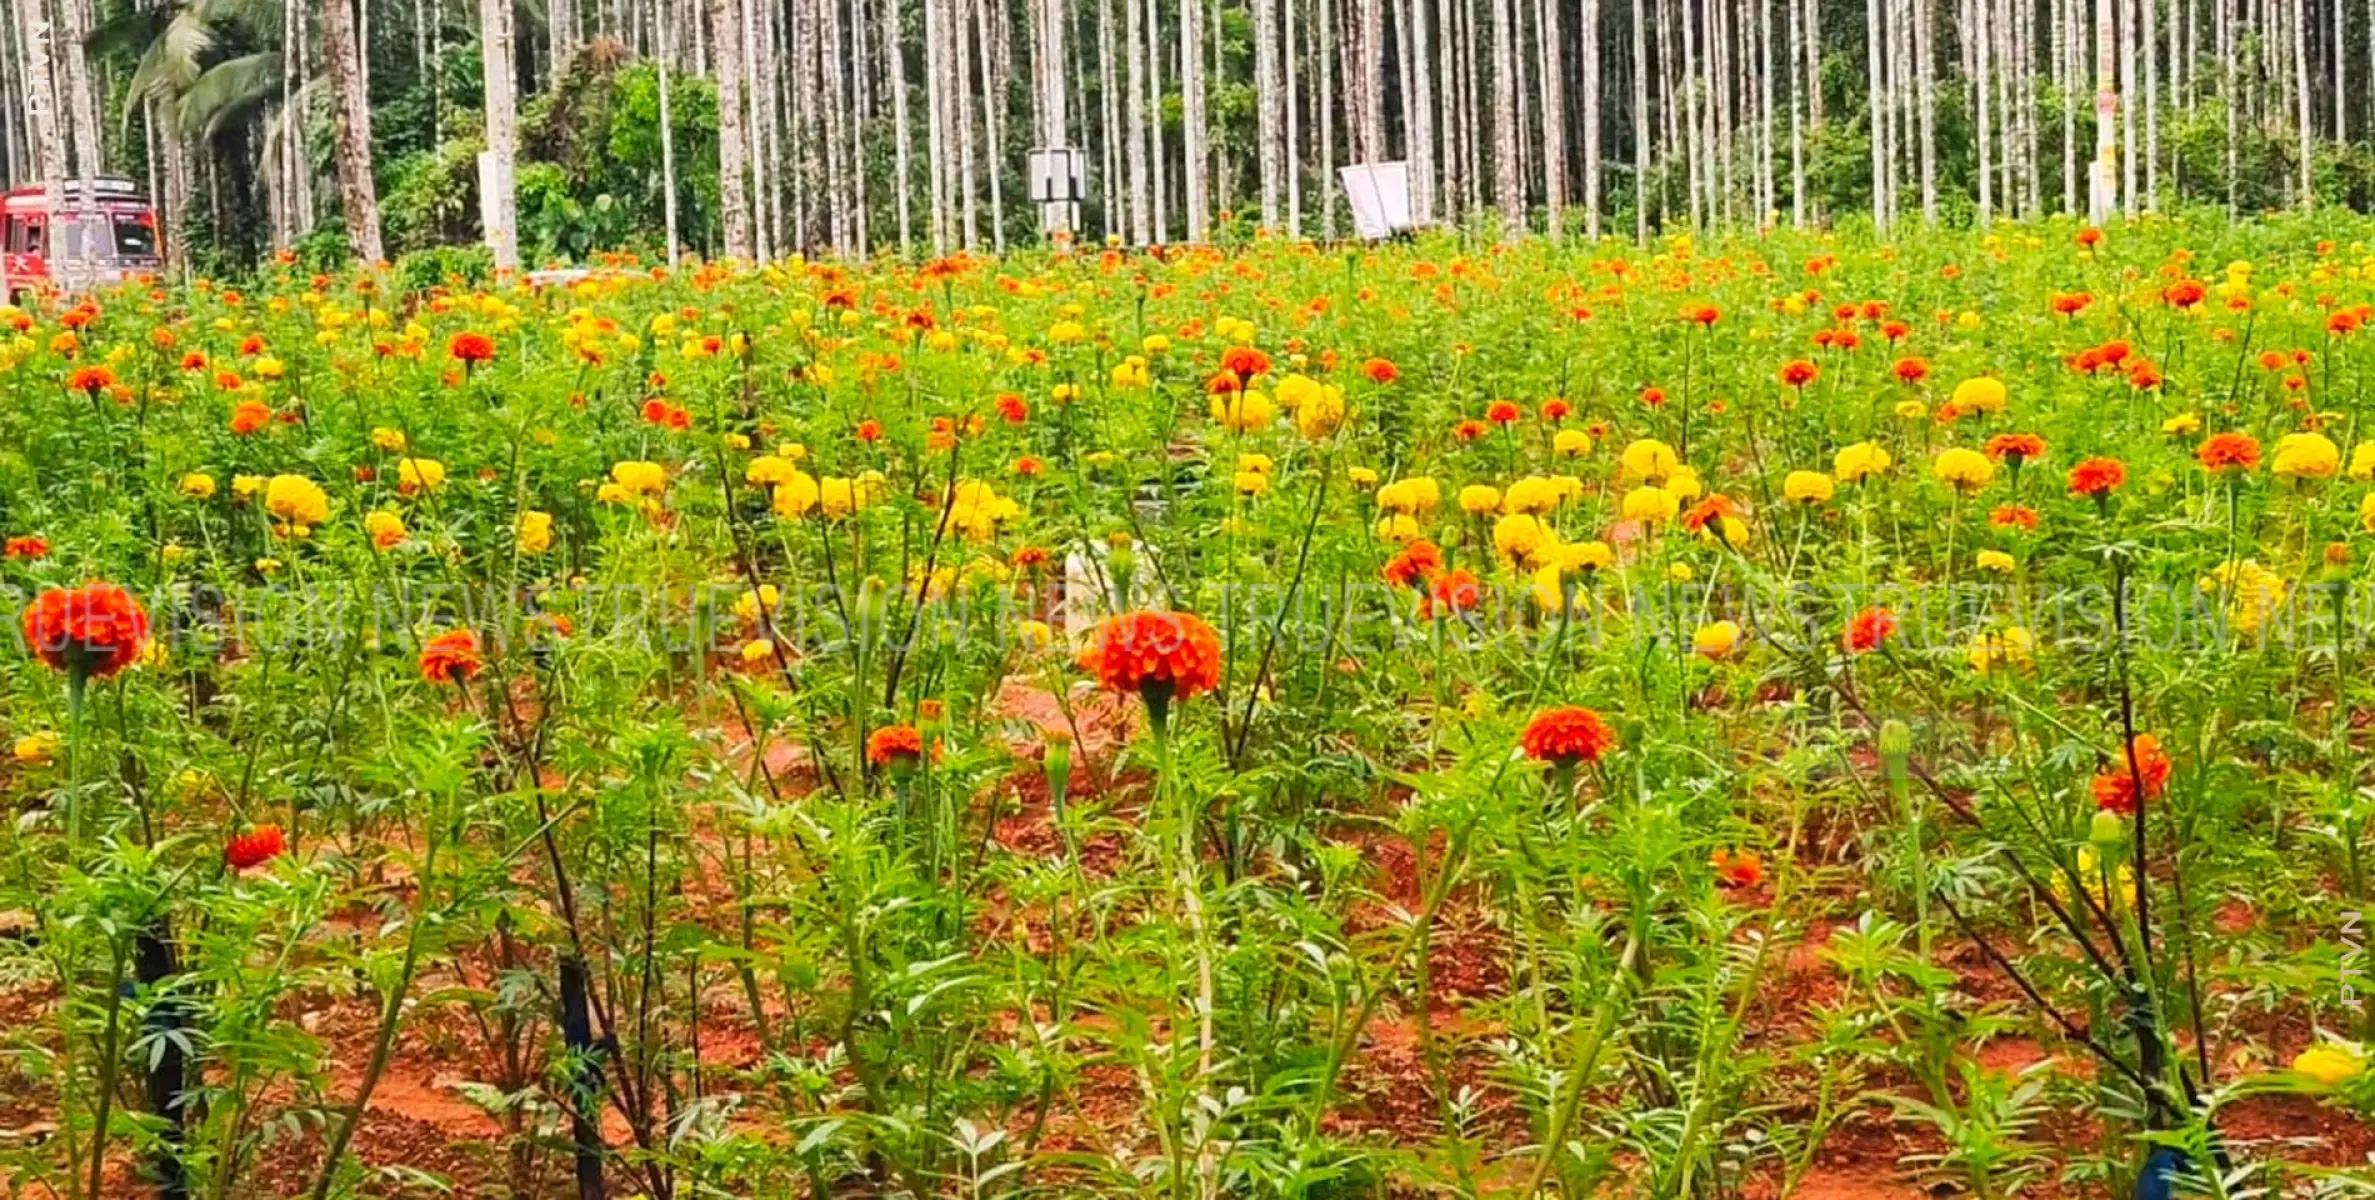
[
  {"left": 1029, "top": 147, "right": 1087, "bottom": 236},
  {"left": 1337, "top": 161, "right": 1414, "bottom": 241}
]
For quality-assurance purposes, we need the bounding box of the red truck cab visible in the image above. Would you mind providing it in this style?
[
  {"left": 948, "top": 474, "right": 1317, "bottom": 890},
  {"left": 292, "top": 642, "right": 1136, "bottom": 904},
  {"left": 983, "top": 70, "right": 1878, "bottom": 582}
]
[{"left": 1, "top": 179, "right": 163, "bottom": 302}]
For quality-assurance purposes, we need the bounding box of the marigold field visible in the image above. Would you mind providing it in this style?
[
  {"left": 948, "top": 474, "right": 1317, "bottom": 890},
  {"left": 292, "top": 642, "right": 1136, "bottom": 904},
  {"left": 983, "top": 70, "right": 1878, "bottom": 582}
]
[{"left": 5, "top": 216, "right": 2375, "bottom": 1199}]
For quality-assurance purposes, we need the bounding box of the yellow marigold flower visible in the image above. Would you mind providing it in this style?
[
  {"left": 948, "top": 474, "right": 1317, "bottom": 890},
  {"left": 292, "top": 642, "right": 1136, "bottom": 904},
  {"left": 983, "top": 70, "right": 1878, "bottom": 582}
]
[
  {"left": 2292, "top": 1043, "right": 2366, "bottom": 1086},
  {"left": 2273, "top": 431, "right": 2341, "bottom": 480},
  {"left": 1293, "top": 380, "right": 1347, "bottom": 439},
  {"left": 1622, "top": 484, "right": 1679, "bottom": 525},
  {"left": 1493, "top": 512, "right": 1555, "bottom": 565},
  {"left": 1894, "top": 400, "right": 1929, "bottom": 421},
  {"left": 1783, "top": 470, "right": 1835, "bottom": 504},
  {"left": 1376, "top": 476, "right": 1442, "bottom": 515},
  {"left": 610, "top": 460, "right": 668, "bottom": 495},
  {"left": 1239, "top": 453, "right": 1274, "bottom": 474},
  {"left": 253, "top": 355, "right": 286, "bottom": 380},
  {"left": 517, "top": 510, "right": 554, "bottom": 554},
  {"left": 1459, "top": 484, "right": 1503, "bottom": 515},
  {"left": 820, "top": 472, "right": 885, "bottom": 518},
  {"left": 2362, "top": 491, "right": 2375, "bottom": 534},
  {"left": 760, "top": 470, "right": 816, "bottom": 519},
  {"left": 740, "top": 638, "right": 777, "bottom": 664},
  {"left": 1503, "top": 475, "right": 1580, "bottom": 515},
  {"left": 232, "top": 474, "right": 266, "bottom": 499},
  {"left": 2350, "top": 443, "right": 2375, "bottom": 480},
  {"left": 265, "top": 474, "right": 330, "bottom": 528},
  {"left": 1620, "top": 438, "right": 1680, "bottom": 482},
  {"left": 1110, "top": 356, "right": 1151, "bottom": 389},
  {"left": 1693, "top": 620, "right": 1741, "bottom": 659},
  {"left": 180, "top": 472, "right": 218, "bottom": 500},
  {"left": 13, "top": 731, "right": 60, "bottom": 767},
  {"left": 1967, "top": 625, "right": 2035, "bottom": 674},
  {"left": 2162, "top": 411, "right": 2203, "bottom": 436},
  {"left": 1834, "top": 442, "right": 1892, "bottom": 483},
  {"left": 1976, "top": 549, "right": 2017, "bottom": 573},
  {"left": 1950, "top": 377, "right": 2008, "bottom": 414},
  {"left": 747, "top": 455, "right": 799, "bottom": 486},
  {"left": 1934, "top": 448, "right": 1996, "bottom": 492},
  {"left": 1663, "top": 468, "right": 1703, "bottom": 503},
  {"left": 1235, "top": 471, "right": 1271, "bottom": 496},
  {"left": 372, "top": 427, "right": 409, "bottom": 452},
  {"left": 364, "top": 509, "right": 408, "bottom": 550},
  {"left": 1553, "top": 429, "right": 1593, "bottom": 457},
  {"left": 734, "top": 585, "right": 780, "bottom": 624},
  {"left": 2201, "top": 559, "right": 2289, "bottom": 631},
  {"left": 1142, "top": 334, "right": 1172, "bottom": 355},
  {"left": 1375, "top": 512, "right": 1422, "bottom": 542},
  {"left": 1347, "top": 466, "right": 1380, "bottom": 489},
  {"left": 1210, "top": 389, "right": 1274, "bottom": 433},
  {"left": 397, "top": 457, "right": 447, "bottom": 494},
  {"left": 1666, "top": 562, "right": 1695, "bottom": 583}
]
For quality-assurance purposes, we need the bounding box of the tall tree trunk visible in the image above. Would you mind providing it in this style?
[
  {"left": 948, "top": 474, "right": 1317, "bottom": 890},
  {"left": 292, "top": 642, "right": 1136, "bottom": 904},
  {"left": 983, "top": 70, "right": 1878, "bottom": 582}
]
[
  {"left": 15, "top": 0, "right": 67, "bottom": 190},
  {"left": 659, "top": 0, "right": 682, "bottom": 262},
  {"left": 2091, "top": 0, "right": 2117, "bottom": 221},
  {"left": 1584, "top": 0, "right": 1602, "bottom": 236},
  {"left": 1633, "top": 0, "right": 1649, "bottom": 240},
  {"left": 1256, "top": 0, "right": 1283, "bottom": 228},
  {"left": 1492, "top": 0, "right": 1522, "bottom": 234},
  {"left": 322, "top": 0, "right": 386, "bottom": 263},
  {"left": 1125, "top": 0, "right": 1151, "bottom": 241},
  {"left": 482, "top": 0, "right": 523, "bottom": 269},
  {"left": 1181, "top": 0, "right": 1208, "bottom": 238},
  {"left": 1537, "top": 0, "right": 1565, "bottom": 238}
]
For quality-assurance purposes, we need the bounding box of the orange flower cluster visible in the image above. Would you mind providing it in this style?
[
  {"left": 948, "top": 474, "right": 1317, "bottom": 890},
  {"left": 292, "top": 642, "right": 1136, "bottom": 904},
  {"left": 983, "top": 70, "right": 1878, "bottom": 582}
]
[
  {"left": 1520, "top": 706, "right": 1618, "bottom": 767},
  {"left": 226, "top": 825, "right": 288, "bottom": 870},
  {"left": 2090, "top": 734, "right": 2173, "bottom": 816},
  {"left": 449, "top": 331, "right": 497, "bottom": 365},
  {"left": 2196, "top": 432, "right": 2263, "bottom": 473},
  {"left": 1088, "top": 610, "right": 1223, "bottom": 705},
  {"left": 23, "top": 583, "right": 150, "bottom": 680},
  {"left": 1843, "top": 607, "right": 1896, "bottom": 655},
  {"left": 866, "top": 724, "right": 935, "bottom": 768},
  {"left": 419, "top": 629, "right": 483, "bottom": 684}
]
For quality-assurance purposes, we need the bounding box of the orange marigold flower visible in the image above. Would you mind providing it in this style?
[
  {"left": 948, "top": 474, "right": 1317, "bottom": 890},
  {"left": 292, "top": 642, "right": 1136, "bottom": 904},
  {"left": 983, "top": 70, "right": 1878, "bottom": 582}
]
[
  {"left": 419, "top": 629, "right": 483, "bottom": 684},
  {"left": 1710, "top": 848, "right": 1765, "bottom": 888},
  {"left": 1843, "top": 607, "right": 1896, "bottom": 654},
  {"left": 65, "top": 365, "right": 117, "bottom": 395},
  {"left": 996, "top": 393, "right": 1030, "bottom": 424},
  {"left": 1485, "top": 400, "right": 1522, "bottom": 425},
  {"left": 226, "top": 825, "right": 288, "bottom": 870},
  {"left": 2163, "top": 279, "right": 2207, "bottom": 308},
  {"left": 1984, "top": 433, "right": 2047, "bottom": 462},
  {"left": 1364, "top": 357, "right": 1400, "bottom": 384},
  {"left": 2090, "top": 733, "right": 2173, "bottom": 816},
  {"left": 1989, "top": 504, "right": 2040, "bottom": 530},
  {"left": 1893, "top": 357, "right": 1931, "bottom": 384},
  {"left": 1682, "top": 304, "right": 1721, "bottom": 327},
  {"left": 1382, "top": 540, "right": 1443, "bottom": 589},
  {"left": 2051, "top": 291, "right": 2093, "bottom": 316},
  {"left": 1453, "top": 419, "right": 1488, "bottom": 442},
  {"left": 5, "top": 536, "right": 48, "bottom": 560},
  {"left": 448, "top": 331, "right": 497, "bottom": 365},
  {"left": 1640, "top": 387, "right": 1667, "bottom": 408},
  {"left": 2067, "top": 456, "right": 2127, "bottom": 497},
  {"left": 856, "top": 418, "right": 884, "bottom": 443},
  {"left": 22, "top": 583, "right": 150, "bottom": 680},
  {"left": 1520, "top": 706, "right": 1618, "bottom": 767},
  {"left": 2076, "top": 227, "right": 2103, "bottom": 247},
  {"left": 1422, "top": 569, "right": 1482, "bottom": 618},
  {"left": 2196, "top": 432, "right": 2262, "bottom": 473},
  {"left": 1778, "top": 359, "right": 1819, "bottom": 389},
  {"left": 1089, "top": 610, "right": 1224, "bottom": 709},
  {"left": 1220, "top": 346, "right": 1272, "bottom": 380},
  {"left": 1540, "top": 398, "right": 1572, "bottom": 422},
  {"left": 866, "top": 724, "right": 932, "bottom": 768},
  {"left": 229, "top": 399, "right": 272, "bottom": 435}
]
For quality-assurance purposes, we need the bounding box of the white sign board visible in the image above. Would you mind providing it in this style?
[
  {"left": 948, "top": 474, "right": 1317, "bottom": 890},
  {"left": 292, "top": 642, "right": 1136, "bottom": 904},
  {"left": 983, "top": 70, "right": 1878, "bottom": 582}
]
[{"left": 1338, "top": 161, "right": 1413, "bottom": 241}]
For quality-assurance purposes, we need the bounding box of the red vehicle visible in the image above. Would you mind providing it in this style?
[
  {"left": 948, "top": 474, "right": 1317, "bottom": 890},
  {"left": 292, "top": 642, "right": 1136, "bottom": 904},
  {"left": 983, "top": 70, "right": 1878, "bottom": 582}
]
[{"left": 1, "top": 179, "right": 163, "bottom": 301}]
